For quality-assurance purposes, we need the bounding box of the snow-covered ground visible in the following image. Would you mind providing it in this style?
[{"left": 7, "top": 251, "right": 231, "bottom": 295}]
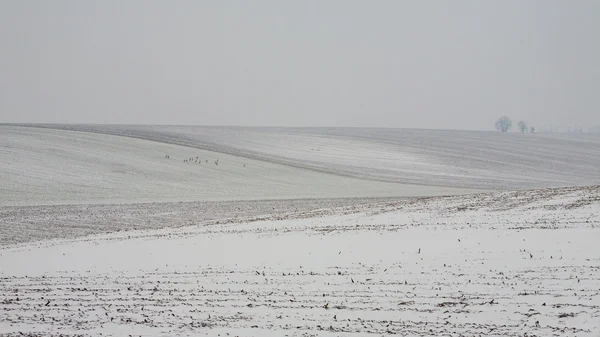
[
  {"left": 1, "top": 125, "right": 599, "bottom": 336},
  {"left": 1, "top": 186, "right": 598, "bottom": 336},
  {"left": 22, "top": 124, "right": 600, "bottom": 190},
  {"left": 0, "top": 126, "right": 471, "bottom": 206}
]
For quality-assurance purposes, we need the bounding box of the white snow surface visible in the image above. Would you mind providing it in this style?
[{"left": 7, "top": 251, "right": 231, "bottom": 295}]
[
  {"left": 2, "top": 124, "right": 599, "bottom": 336},
  {"left": 1, "top": 185, "right": 599, "bottom": 336},
  {"left": 0, "top": 126, "right": 471, "bottom": 206},
  {"left": 22, "top": 124, "right": 600, "bottom": 190}
]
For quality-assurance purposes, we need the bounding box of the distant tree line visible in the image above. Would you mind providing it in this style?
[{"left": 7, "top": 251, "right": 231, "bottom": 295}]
[
  {"left": 496, "top": 118, "right": 599, "bottom": 133},
  {"left": 495, "top": 116, "right": 534, "bottom": 133}
]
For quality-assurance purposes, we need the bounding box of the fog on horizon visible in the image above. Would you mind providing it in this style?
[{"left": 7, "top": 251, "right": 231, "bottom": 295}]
[{"left": 0, "top": 1, "right": 598, "bottom": 131}]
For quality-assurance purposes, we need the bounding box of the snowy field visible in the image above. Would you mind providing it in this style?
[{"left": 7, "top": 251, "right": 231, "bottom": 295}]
[
  {"left": 1, "top": 125, "right": 599, "bottom": 336},
  {"left": 0, "top": 126, "right": 471, "bottom": 206},
  {"left": 1, "top": 185, "right": 599, "bottom": 336},
  {"left": 20, "top": 124, "right": 600, "bottom": 190}
]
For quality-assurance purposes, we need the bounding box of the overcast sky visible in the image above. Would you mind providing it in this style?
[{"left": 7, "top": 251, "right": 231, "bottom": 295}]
[{"left": 0, "top": 1, "right": 598, "bottom": 130}]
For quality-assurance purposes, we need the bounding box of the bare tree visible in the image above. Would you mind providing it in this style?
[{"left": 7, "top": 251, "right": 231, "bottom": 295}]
[
  {"left": 518, "top": 121, "right": 528, "bottom": 133},
  {"left": 495, "top": 116, "right": 513, "bottom": 132}
]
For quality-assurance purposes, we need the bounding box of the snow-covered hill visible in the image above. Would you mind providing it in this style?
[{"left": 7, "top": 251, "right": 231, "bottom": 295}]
[
  {"left": 0, "top": 126, "right": 469, "bottom": 206},
  {"left": 21, "top": 124, "right": 600, "bottom": 190}
]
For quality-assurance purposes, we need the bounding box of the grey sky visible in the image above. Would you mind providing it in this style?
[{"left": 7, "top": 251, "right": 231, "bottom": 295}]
[{"left": 0, "top": 1, "right": 598, "bottom": 130}]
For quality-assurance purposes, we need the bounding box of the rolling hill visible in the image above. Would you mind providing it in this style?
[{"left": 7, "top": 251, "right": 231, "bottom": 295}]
[
  {"left": 14, "top": 124, "right": 600, "bottom": 189},
  {"left": 0, "top": 126, "right": 469, "bottom": 206}
]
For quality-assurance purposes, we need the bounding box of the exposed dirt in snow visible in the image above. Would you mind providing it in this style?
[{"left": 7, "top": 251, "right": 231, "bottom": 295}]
[
  {"left": 0, "top": 197, "right": 404, "bottom": 247},
  {"left": 1, "top": 186, "right": 599, "bottom": 336}
]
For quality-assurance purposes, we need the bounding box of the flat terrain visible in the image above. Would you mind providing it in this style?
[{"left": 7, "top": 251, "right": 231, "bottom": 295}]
[{"left": 1, "top": 186, "right": 599, "bottom": 336}]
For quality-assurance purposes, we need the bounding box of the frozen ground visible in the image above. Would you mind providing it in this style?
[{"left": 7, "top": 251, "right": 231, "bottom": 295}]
[
  {"left": 1, "top": 185, "right": 598, "bottom": 336},
  {"left": 0, "top": 196, "right": 403, "bottom": 246},
  {"left": 1, "top": 125, "right": 599, "bottom": 336},
  {"left": 0, "top": 126, "right": 470, "bottom": 206},
  {"left": 20, "top": 124, "right": 600, "bottom": 190}
]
